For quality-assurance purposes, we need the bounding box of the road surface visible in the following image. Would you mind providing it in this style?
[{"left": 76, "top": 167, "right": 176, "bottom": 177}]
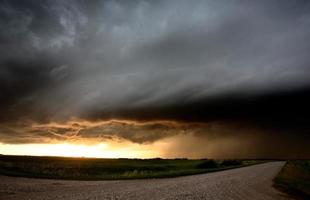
[{"left": 0, "top": 162, "right": 293, "bottom": 200}]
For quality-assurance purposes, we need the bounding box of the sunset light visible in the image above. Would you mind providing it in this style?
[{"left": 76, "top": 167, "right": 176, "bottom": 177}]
[{"left": 0, "top": 142, "right": 160, "bottom": 158}]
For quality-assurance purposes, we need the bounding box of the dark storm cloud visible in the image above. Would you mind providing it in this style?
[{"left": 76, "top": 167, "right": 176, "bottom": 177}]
[
  {"left": 1, "top": 0, "right": 310, "bottom": 121},
  {"left": 0, "top": 0, "right": 80, "bottom": 122},
  {"left": 0, "top": 0, "right": 310, "bottom": 157}
]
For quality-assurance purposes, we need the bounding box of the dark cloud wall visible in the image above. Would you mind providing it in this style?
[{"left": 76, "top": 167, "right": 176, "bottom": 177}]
[{"left": 0, "top": 0, "right": 310, "bottom": 158}]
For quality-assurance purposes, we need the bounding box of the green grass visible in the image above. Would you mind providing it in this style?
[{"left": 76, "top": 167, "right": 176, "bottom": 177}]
[
  {"left": 0, "top": 155, "right": 263, "bottom": 180},
  {"left": 274, "top": 160, "right": 310, "bottom": 199}
]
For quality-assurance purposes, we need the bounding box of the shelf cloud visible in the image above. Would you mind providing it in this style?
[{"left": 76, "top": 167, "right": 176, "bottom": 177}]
[{"left": 0, "top": 0, "right": 310, "bottom": 158}]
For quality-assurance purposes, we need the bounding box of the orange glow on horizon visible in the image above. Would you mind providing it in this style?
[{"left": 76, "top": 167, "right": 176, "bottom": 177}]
[
  {"left": 0, "top": 119, "right": 195, "bottom": 159},
  {"left": 0, "top": 142, "right": 163, "bottom": 158}
]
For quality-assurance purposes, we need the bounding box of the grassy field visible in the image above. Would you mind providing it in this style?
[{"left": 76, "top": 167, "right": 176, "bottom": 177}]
[
  {"left": 0, "top": 155, "right": 262, "bottom": 180},
  {"left": 274, "top": 160, "right": 310, "bottom": 199}
]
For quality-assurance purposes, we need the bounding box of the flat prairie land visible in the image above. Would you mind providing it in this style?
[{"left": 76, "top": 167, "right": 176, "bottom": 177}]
[
  {"left": 0, "top": 162, "right": 292, "bottom": 200},
  {"left": 0, "top": 155, "right": 259, "bottom": 180}
]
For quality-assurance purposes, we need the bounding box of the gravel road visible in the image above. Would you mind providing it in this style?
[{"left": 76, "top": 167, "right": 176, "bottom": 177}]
[{"left": 0, "top": 162, "right": 292, "bottom": 200}]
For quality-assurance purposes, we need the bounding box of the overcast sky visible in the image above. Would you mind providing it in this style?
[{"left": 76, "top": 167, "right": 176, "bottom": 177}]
[{"left": 1, "top": 0, "right": 310, "bottom": 158}]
